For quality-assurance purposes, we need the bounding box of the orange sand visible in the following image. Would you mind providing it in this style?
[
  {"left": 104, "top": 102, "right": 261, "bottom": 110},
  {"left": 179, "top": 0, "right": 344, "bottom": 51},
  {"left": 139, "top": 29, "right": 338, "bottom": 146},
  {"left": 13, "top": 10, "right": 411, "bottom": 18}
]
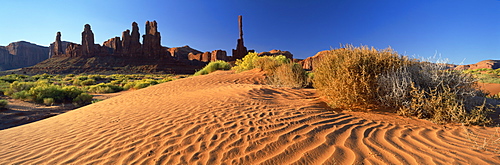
[
  {"left": 479, "top": 82, "right": 500, "bottom": 96},
  {"left": 0, "top": 70, "right": 499, "bottom": 164}
]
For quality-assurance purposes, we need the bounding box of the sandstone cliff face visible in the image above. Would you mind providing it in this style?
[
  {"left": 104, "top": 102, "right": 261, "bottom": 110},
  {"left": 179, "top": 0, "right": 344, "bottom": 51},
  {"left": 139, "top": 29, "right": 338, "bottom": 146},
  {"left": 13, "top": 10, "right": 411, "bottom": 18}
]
[
  {"left": 298, "top": 50, "right": 329, "bottom": 71},
  {"left": 0, "top": 41, "right": 49, "bottom": 71}
]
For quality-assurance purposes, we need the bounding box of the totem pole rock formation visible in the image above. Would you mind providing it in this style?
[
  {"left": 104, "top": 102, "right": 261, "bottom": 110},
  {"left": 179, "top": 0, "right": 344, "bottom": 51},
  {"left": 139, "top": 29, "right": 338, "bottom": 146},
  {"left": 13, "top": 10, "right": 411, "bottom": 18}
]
[{"left": 232, "top": 15, "right": 248, "bottom": 60}]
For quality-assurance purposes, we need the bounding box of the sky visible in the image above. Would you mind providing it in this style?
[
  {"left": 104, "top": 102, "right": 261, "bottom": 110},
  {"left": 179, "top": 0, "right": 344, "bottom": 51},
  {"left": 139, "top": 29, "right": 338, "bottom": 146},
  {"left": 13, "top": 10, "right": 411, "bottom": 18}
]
[{"left": 0, "top": 0, "right": 498, "bottom": 64}]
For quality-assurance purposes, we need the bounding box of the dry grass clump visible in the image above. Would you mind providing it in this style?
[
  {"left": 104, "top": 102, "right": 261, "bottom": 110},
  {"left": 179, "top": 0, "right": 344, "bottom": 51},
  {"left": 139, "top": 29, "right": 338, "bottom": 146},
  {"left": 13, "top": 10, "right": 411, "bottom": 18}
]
[
  {"left": 313, "top": 45, "right": 494, "bottom": 125},
  {"left": 313, "top": 45, "right": 412, "bottom": 109},
  {"left": 267, "top": 63, "right": 308, "bottom": 88}
]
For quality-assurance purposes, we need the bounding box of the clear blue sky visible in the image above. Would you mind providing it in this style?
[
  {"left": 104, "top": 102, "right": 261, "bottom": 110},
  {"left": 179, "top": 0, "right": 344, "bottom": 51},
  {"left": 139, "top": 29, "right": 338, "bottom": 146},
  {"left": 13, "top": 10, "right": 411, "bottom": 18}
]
[{"left": 1, "top": 0, "right": 498, "bottom": 64}]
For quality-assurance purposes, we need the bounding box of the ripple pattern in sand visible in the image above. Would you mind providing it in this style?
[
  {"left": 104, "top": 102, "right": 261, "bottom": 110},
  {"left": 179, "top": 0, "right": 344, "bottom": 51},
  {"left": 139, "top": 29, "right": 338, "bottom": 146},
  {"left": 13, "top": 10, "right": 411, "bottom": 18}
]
[{"left": 0, "top": 70, "right": 499, "bottom": 164}]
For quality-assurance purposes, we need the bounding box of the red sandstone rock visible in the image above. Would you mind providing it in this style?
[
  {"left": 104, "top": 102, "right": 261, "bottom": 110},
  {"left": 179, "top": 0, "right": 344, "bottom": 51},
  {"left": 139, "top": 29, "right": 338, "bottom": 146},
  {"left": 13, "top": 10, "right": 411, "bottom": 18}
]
[
  {"left": 81, "top": 24, "right": 95, "bottom": 56},
  {"left": 298, "top": 50, "right": 328, "bottom": 70},
  {"left": 52, "top": 32, "right": 63, "bottom": 57},
  {"left": 232, "top": 15, "right": 248, "bottom": 60},
  {"left": 211, "top": 50, "right": 227, "bottom": 61},
  {"left": 453, "top": 60, "right": 500, "bottom": 70},
  {"left": 143, "top": 21, "right": 162, "bottom": 57},
  {"left": 130, "top": 22, "right": 141, "bottom": 54},
  {"left": 103, "top": 37, "right": 122, "bottom": 55},
  {"left": 258, "top": 50, "right": 293, "bottom": 59},
  {"left": 201, "top": 52, "right": 211, "bottom": 62},
  {"left": 0, "top": 41, "right": 49, "bottom": 71}
]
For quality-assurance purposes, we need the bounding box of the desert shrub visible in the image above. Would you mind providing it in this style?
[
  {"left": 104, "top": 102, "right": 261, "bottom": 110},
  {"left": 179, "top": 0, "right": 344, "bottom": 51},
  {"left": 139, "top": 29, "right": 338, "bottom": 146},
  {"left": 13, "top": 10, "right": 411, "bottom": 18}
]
[
  {"left": 14, "top": 85, "right": 85, "bottom": 104},
  {"left": 88, "top": 83, "right": 123, "bottom": 93},
  {"left": 313, "top": 45, "right": 493, "bottom": 125},
  {"left": 88, "top": 74, "right": 104, "bottom": 81},
  {"left": 134, "top": 82, "right": 151, "bottom": 89},
  {"left": 123, "top": 81, "right": 136, "bottom": 90},
  {"left": 43, "top": 98, "right": 55, "bottom": 106},
  {"left": 253, "top": 55, "right": 290, "bottom": 73},
  {"left": 79, "top": 79, "right": 96, "bottom": 86},
  {"left": 194, "top": 60, "right": 231, "bottom": 76},
  {"left": 12, "top": 91, "right": 31, "bottom": 100},
  {"left": 232, "top": 52, "right": 260, "bottom": 72},
  {"left": 0, "top": 99, "right": 8, "bottom": 108},
  {"left": 313, "top": 45, "right": 411, "bottom": 109},
  {"left": 267, "top": 63, "right": 307, "bottom": 88},
  {"left": 73, "top": 93, "right": 93, "bottom": 106}
]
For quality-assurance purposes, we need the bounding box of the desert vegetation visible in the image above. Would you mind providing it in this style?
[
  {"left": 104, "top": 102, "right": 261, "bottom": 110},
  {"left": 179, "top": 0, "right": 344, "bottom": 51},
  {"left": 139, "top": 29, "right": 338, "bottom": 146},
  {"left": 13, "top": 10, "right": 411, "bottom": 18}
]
[
  {"left": 462, "top": 68, "right": 500, "bottom": 84},
  {"left": 0, "top": 73, "right": 181, "bottom": 106},
  {"left": 0, "top": 99, "right": 7, "bottom": 108},
  {"left": 232, "top": 52, "right": 308, "bottom": 88},
  {"left": 194, "top": 60, "right": 231, "bottom": 76},
  {"left": 313, "top": 45, "right": 496, "bottom": 125}
]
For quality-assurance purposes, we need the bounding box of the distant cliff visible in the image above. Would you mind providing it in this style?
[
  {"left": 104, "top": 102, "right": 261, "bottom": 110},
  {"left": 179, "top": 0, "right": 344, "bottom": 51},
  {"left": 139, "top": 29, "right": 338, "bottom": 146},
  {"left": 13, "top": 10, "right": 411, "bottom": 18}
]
[{"left": 0, "top": 41, "right": 49, "bottom": 71}]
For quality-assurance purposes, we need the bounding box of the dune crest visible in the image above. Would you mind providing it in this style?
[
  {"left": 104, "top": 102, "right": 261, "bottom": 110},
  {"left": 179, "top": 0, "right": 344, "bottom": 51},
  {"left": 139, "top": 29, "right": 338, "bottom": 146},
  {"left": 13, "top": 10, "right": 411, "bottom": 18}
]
[{"left": 0, "top": 70, "right": 499, "bottom": 164}]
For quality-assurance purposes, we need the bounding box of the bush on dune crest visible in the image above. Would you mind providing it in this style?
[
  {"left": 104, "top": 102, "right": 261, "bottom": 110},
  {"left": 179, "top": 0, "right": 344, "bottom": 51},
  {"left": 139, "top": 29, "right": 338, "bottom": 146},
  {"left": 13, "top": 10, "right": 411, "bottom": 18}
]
[
  {"left": 194, "top": 60, "right": 231, "bottom": 76},
  {"left": 313, "top": 45, "right": 494, "bottom": 125},
  {"left": 232, "top": 52, "right": 308, "bottom": 88}
]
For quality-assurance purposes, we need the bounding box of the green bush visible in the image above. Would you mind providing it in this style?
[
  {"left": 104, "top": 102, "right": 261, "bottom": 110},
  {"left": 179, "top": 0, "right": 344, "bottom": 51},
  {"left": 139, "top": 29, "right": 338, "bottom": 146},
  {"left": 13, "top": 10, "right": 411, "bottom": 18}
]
[
  {"left": 73, "top": 93, "right": 93, "bottom": 106},
  {"left": 79, "top": 79, "right": 96, "bottom": 86},
  {"left": 8, "top": 81, "right": 37, "bottom": 94},
  {"left": 232, "top": 52, "right": 290, "bottom": 73},
  {"left": 43, "top": 98, "right": 55, "bottom": 106},
  {"left": 12, "top": 91, "right": 31, "bottom": 100},
  {"left": 194, "top": 60, "right": 231, "bottom": 76},
  {"left": 313, "top": 45, "right": 493, "bottom": 125},
  {"left": 0, "top": 99, "right": 8, "bottom": 108},
  {"left": 232, "top": 52, "right": 260, "bottom": 72},
  {"left": 88, "top": 83, "right": 123, "bottom": 93}
]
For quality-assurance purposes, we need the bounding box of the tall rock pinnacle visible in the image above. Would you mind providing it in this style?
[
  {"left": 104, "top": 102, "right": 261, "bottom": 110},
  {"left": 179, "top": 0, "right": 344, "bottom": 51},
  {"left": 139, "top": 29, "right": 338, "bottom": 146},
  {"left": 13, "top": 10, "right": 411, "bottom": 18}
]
[
  {"left": 81, "top": 24, "right": 95, "bottom": 56},
  {"left": 239, "top": 15, "right": 243, "bottom": 40},
  {"left": 232, "top": 15, "right": 248, "bottom": 60},
  {"left": 53, "top": 32, "right": 63, "bottom": 56}
]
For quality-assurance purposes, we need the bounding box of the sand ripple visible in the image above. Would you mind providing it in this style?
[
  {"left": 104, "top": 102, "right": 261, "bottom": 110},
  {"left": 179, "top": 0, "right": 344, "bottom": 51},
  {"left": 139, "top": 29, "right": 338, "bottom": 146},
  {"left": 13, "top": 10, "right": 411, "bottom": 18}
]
[{"left": 0, "top": 70, "right": 499, "bottom": 164}]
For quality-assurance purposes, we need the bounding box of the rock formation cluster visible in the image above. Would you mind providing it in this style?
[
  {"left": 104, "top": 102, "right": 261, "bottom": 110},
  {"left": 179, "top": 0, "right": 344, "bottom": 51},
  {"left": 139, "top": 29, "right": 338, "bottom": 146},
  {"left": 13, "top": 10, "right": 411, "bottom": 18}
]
[
  {"left": 50, "top": 21, "right": 231, "bottom": 64},
  {"left": 52, "top": 21, "right": 171, "bottom": 59}
]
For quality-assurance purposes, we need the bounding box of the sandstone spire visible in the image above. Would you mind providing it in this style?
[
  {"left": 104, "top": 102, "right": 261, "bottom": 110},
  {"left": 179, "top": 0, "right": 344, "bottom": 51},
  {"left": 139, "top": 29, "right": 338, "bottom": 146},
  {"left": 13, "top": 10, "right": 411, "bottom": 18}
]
[
  {"left": 130, "top": 22, "right": 141, "bottom": 54},
  {"left": 232, "top": 15, "right": 248, "bottom": 60},
  {"left": 81, "top": 24, "right": 95, "bottom": 56},
  {"left": 53, "top": 32, "right": 63, "bottom": 56},
  {"left": 142, "top": 20, "right": 161, "bottom": 57}
]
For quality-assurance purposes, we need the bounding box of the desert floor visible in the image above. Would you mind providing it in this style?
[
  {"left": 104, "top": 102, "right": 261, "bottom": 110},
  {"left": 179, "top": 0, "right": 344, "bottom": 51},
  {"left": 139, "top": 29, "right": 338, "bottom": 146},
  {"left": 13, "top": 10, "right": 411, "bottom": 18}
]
[{"left": 0, "top": 70, "right": 499, "bottom": 164}]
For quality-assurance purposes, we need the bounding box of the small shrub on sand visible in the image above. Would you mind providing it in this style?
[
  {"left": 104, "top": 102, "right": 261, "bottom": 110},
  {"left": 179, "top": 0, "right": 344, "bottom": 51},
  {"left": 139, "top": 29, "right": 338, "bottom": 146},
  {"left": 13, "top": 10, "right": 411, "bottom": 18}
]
[
  {"left": 314, "top": 45, "right": 493, "bottom": 125},
  {"left": 88, "top": 83, "right": 123, "bottom": 93},
  {"left": 73, "top": 93, "right": 93, "bottom": 106},
  {"left": 43, "top": 98, "right": 55, "bottom": 106},
  {"left": 268, "top": 63, "right": 307, "bottom": 88},
  {"left": 232, "top": 52, "right": 306, "bottom": 88},
  {"left": 0, "top": 99, "right": 8, "bottom": 108},
  {"left": 194, "top": 60, "right": 231, "bottom": 76}
]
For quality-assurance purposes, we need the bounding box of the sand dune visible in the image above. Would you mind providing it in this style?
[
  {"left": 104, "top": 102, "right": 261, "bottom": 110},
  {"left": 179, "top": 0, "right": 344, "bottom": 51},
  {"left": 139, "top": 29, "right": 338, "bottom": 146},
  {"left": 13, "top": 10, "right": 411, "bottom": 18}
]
[{"left": 0, "top": 70, "right": 499, "bottom": 164}]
